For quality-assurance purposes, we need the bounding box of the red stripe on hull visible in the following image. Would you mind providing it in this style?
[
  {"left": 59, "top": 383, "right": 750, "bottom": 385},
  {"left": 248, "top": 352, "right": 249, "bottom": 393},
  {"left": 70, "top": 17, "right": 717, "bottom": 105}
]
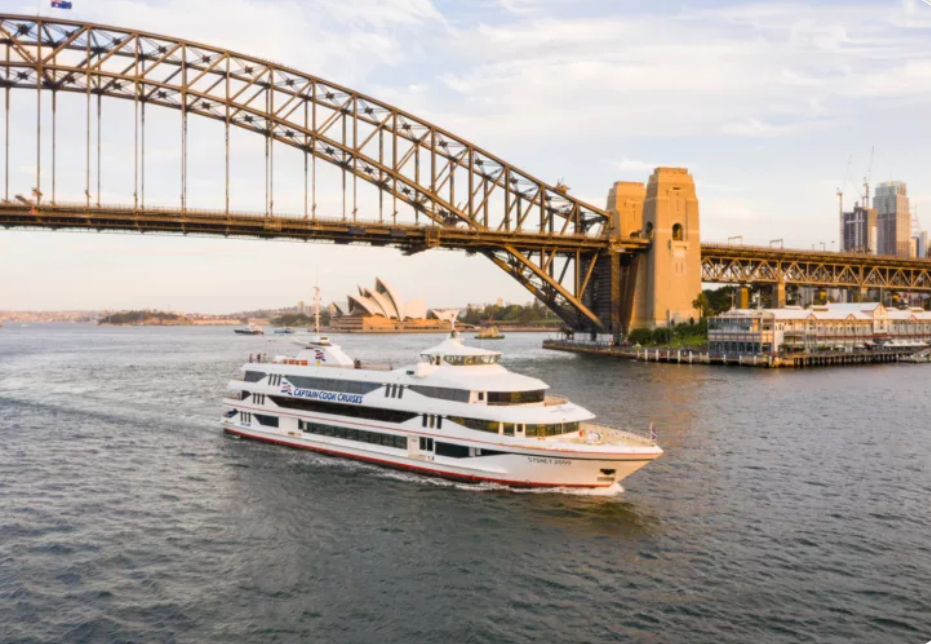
[{"left": 223, "top": 427, "right": 614, "bottom": 489}]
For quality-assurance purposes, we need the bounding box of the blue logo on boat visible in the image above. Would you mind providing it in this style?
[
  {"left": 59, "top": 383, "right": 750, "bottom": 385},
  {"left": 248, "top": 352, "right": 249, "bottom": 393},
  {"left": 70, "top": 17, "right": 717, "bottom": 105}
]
[{"left": 279, "top": 380, "right": 362, "bottom": 404}]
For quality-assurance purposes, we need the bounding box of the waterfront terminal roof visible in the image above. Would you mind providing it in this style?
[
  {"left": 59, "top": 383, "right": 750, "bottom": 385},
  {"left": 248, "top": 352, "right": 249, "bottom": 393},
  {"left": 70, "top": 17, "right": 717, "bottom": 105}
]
[{"left": 720, "top": 302, "right": 931, "bottom": 322}]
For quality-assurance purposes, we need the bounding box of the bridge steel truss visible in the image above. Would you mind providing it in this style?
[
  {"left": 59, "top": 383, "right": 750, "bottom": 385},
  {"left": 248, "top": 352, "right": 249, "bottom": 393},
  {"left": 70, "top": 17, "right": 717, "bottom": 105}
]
[
  {"left": 0, "top": 13, "right": 647, "bottom": 332},
  {"left": 701, "top": 244, "right": 931, "bottom": 293}
]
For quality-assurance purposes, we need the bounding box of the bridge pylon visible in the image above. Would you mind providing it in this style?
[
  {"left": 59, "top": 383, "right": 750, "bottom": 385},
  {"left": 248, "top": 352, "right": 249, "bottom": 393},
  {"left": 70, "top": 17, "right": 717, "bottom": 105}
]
[{"left": 607, "top": 168, "right": 702, "bottom": 332}]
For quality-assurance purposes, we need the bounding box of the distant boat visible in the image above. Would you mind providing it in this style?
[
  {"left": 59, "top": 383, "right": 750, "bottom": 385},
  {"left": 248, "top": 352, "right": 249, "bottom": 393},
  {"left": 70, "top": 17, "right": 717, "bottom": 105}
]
[
  {"left": 476, "top": 326, "right": 505, "bottom": 340},
  {"left": 234, "top": 324, "right": 264, "bottom": 336},
  {"left": 273, "top": 327, "right": 295, "bottom": 335}
]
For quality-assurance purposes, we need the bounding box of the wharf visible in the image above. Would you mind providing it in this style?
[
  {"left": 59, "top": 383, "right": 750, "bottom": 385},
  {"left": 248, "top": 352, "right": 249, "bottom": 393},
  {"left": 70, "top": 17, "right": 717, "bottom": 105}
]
[{"left": 542, "top": 339, "right": 920, "bottom": 368}]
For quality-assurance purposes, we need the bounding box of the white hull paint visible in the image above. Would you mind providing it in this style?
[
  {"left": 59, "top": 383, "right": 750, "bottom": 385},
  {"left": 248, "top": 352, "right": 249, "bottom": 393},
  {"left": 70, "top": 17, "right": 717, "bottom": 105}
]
[
  {"left": 222, "top": 331, "right": 662, "bottom": 489},
  {"left": 222, "top": 420, "right": 653, "bottom": 488}
]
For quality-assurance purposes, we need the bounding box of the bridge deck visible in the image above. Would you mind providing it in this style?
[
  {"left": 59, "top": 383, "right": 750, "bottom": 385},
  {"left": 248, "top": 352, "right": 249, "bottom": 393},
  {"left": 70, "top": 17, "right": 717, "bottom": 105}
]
[{"left": 0, "top": 202, "right": 648, "bottom": 253}]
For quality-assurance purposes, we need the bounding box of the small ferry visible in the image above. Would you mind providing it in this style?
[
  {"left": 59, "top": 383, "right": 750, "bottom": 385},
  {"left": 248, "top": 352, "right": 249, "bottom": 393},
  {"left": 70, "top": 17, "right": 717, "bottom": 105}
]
[
  {"left": 476, "top": 326, "right": 505, "bottom": 340},
  {"left": 234, "top": 324, "right": 264, "bottom": 336},
  {"left": 221, "top": 293, "right": 661, "bottom": 488},
  {"left": 273, "top": 327, "right": 295, "bottom": 335}
]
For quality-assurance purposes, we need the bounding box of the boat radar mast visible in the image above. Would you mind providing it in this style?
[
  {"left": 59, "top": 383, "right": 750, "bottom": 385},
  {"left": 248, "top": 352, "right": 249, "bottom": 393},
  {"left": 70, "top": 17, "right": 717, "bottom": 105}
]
[{"left": 305, "top": 279, "right": 331, "bottom": 347}]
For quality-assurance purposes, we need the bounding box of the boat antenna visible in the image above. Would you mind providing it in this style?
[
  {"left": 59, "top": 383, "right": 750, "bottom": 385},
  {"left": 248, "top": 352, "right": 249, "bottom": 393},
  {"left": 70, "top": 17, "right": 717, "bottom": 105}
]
[{"left": 313, "top": 270, "right": 321, "bottom": 339}]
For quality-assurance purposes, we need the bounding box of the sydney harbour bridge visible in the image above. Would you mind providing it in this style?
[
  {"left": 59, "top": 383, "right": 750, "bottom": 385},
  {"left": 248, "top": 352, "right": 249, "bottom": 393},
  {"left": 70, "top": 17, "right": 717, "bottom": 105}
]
[{"left": 1, "top": 14, "right": 930, "bottom": 335}]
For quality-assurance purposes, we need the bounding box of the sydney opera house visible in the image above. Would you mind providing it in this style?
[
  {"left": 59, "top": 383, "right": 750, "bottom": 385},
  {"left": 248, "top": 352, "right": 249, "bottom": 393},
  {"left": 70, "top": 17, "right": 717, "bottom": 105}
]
[{"left": 330, "top": 277, "right": 460, "bottom": 333}]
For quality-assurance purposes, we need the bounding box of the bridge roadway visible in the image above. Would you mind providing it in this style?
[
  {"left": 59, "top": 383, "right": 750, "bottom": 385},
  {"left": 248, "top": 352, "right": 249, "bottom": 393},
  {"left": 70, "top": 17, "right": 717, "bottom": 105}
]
[
  {"left": 5, "top": 202, "right": 931, "bottom": 294},
  {"left": 701, "top": 243, "right": 931, "bottom": 293},
  {"left": 0, "top": 201, "right": 643, "bottom": 253}
]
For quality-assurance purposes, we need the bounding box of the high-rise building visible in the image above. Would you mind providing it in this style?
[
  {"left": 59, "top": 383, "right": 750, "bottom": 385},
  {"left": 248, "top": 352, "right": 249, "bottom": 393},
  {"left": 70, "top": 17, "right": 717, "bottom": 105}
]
[
  {"left": 914, "top": 231, "right": 929, "bottom": 258},
  {"left": 874, "top": 181, "right": 911, "bottom": 257},
  {"left": 840, "top": 204, "right": 877, "bottom": 253}
]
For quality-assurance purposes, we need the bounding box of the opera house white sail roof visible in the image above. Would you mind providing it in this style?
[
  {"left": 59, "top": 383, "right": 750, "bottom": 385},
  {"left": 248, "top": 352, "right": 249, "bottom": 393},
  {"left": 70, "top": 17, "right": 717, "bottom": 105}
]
[{"left": 334, "top": 277, "right": 459, "bottom": 322}]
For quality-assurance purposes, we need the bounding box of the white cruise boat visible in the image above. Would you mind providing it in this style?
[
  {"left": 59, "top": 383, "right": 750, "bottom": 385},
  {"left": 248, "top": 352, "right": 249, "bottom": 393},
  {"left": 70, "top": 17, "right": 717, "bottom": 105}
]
[{"left": 221, "top": 331, "right": 662, "bottom": 489}]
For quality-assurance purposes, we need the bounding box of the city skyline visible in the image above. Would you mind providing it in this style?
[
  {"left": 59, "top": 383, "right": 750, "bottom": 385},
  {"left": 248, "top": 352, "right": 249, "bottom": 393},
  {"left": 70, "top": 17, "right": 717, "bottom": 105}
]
[{"left": 1, "top": 0, "right": 930, "bottom": 311}]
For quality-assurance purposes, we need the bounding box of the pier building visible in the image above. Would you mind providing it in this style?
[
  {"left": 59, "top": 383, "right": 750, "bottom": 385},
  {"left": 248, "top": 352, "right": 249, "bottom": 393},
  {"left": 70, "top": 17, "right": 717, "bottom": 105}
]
[{"left": 708, "top": 303, "right": 931, "bottom": 356}]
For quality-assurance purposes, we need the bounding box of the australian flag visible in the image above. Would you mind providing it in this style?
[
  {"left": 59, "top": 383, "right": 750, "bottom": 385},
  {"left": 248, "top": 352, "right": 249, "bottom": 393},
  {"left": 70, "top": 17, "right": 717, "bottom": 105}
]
[
  {"left": 314, "top": 349, "right": 326, "bottom": 362},
  {"left": 51, "top": 0, "right": 73, "bottom": 8}
]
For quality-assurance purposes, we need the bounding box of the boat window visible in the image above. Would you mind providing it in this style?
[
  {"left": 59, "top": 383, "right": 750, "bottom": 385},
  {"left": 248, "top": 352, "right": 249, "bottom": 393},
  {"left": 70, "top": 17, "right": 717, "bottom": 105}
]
[
  {"left": 429, "top": 415, "right": 435, "bottom": 429},
  {"left": 286, "top": 375, "right": 382, "bottom": 396},
  {"left": 437, "top": 416, "right": 443, "bottom": 429},
  {"left": 255, "top": 414, "right": 279, "bottom": 428},
  {"left": 442, "top": 354, "right": 500, "bottom": 366},
  {"left": 419, "top": 437, "right": 434, "bottom": 452},
  {"left": 422, "top": 414, "right": 428, "bottom": 428},
  {"left": 270, "top": 396, "right": 419, "bottom": 424},
  {"left": 487, "top": 390, "right": 545, "bottom": 406},
  {"left": 447, "top": 416, "right": 500, "bottom": 433},
  {"left": 435, "top": 442, "right": 506, "bottom": 459},
  {"left": 436, "top": 441, "right": 470, "bottom": 458},
  {"left": 502, "top": 423, "right": 515, "bottom": 437},
  {"left": 407, "top": 385, "right": 470, "bottom": 403},
  {"left": 299, "top": 420, "right": 407, "bottom": 450},
  {"left": 525, "top": 421, "right": 580, "bottom": 437},
  {"left": 244, "top": 371, "right": 266, "bottom": 383},
  {"left": 398, "top": 386, "right": 405, "bottom": 399},
  {"left": 477, "top": 392, "right": 485, "bottom": 402}
]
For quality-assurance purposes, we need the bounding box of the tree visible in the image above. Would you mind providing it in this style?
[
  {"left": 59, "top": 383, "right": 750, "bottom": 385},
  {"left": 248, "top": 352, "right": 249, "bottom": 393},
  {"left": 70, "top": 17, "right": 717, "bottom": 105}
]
[{"left": 692, "top": 292, "right": 712, "bottom": 318}]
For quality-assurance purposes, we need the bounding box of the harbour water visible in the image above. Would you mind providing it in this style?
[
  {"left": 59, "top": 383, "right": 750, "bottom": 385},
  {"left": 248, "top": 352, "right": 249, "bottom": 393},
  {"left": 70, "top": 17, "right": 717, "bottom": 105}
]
[{"left": 1, "top": 326, "right": 929, "bottom": 643}]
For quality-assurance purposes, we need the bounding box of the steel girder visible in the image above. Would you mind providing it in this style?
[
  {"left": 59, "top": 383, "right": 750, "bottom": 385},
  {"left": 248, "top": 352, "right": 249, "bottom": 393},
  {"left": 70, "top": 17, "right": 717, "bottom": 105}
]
[
  {"left": 701, "top": 244, "right": 931, "bottom": 291},
  {"left": 0, "top": 13, "right": 632, "bottom": 330}
]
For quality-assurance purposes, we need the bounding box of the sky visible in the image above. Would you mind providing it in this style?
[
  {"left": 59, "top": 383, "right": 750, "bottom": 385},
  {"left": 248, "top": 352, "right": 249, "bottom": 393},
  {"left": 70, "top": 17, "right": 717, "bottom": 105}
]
[{"left": 1, "top": 0, "right": 930, "bottom": 312}]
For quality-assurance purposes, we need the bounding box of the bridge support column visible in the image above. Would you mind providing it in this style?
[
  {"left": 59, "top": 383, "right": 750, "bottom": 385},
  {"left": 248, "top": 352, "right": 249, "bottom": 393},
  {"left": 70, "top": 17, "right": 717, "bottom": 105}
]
[
  {"left": 770, "top": 281, "right": 786, "bottom": 308},
  {"left": 738, "top": 286, "right": 750, "bottom": 309},
  {"left": 617, "top": 168, "right": 701, "bottom": 330}
]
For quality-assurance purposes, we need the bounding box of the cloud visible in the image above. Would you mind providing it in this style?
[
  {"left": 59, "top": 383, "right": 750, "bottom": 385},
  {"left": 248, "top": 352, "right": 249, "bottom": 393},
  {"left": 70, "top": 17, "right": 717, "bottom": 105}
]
[{"left": 607, "top": 157, "right": 656, "bottom": 175}]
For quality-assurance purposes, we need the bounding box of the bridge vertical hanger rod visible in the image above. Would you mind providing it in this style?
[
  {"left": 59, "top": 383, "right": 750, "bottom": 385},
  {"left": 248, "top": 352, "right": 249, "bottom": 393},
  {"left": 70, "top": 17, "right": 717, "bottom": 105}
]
[
  {"left": 140, "top": 44, "right": 146, "bottom": 209},
  {"left": 378, "top": 127, "right": 383, "bottom": 222},
  {"left": 341, "top": 110, "right": 346, "bottom": 221},
  {"left": 4, "top": 42, "right": 9, "bottom": 203},
  {"left": 352, "top": 97, "right": 357, "bottom": 223},
  {"left": 414, "top": 138, "right": 420, "bottom": 225},
  {"left": 36, "top": 26, "right": 41, "bottom": 205},
  {"left": 391, "top": 111, "right": 397, "bottom": 224},
  {"left": 85, "top": 32, "right": 90, "bottom": 208},
  {"left": 51, "top": 90, "right": 56, "bottom": 204},
  {"left": 467, "top": 148, "right": 473, "bottom": 222},
  {"left": 483, "top": 175, "right": 489, "bottom": 227},
  {"left": 224, "top": 55, "right": 229, "bottom": 214},
  {"left": 264, "top": 73, "right": 269, "bottom": 217},
  {"left": 96, "top": 92, "right": 101, "bottom": 208},
  {"left": 311, "top": 80, "right": 316, "bottom": 219},
  {"left": 132, "top": 37, "right": 138, "bottom": 211},
  {"left": 449, "top": 145, "right": 455, "bottom": 211},
  {"left": 430, "top": 127, "right": 436, "bottom": 226},
  {"left": 269, "top": 69, "right": 274, "bottom": 216},
  {"left": 303, "top": 94, "right": 308, "bottom": 219},
  {"left": 180, "top": 43, "right": 187, "bottom": 214},
  {"left": 504, "top": 167, "right": 511, "bottom": 231}
]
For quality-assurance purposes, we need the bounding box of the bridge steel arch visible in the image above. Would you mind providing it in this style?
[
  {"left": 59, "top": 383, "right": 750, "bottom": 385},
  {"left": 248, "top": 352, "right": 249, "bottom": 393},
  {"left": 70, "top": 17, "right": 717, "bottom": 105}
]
[{"left": 0, "top": 13, "right": 646, "bottom": 332}]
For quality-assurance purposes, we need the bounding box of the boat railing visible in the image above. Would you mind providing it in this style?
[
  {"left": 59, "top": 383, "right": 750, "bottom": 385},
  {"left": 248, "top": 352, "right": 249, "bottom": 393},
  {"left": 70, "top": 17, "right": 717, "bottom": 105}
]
[
  {"left": 580, "top": 422, "right": 656, "bottom": 446},
  {"left": 544, "top": 394, "right": 569, "bottom": 406}
]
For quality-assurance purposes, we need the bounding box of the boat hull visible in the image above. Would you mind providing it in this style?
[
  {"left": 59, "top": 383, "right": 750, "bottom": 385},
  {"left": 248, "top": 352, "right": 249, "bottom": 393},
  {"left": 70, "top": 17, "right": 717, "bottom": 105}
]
[{"left": 222, "top": 422, "right": 655, "bottom": 489}]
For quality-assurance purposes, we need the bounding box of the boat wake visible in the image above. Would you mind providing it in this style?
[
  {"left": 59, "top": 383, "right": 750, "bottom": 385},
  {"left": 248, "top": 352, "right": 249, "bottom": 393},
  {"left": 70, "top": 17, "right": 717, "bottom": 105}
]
[{"left": 372, "top": 468, "right": 625, "bottom": 496}]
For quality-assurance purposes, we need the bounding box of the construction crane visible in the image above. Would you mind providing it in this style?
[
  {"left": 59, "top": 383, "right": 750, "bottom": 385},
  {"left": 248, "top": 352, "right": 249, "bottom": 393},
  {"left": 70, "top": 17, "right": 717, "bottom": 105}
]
[
  {"left": 837, "top": 153, "right": 853, "bottom": 251},
  {"left": 863, "top": 146, "right": 874, "bottom": 209}
]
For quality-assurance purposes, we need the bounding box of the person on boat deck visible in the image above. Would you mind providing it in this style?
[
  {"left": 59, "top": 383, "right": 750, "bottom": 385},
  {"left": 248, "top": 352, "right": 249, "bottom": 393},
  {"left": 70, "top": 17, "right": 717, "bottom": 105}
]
[
  {"left": 248, "top": 354, "right": 253, "bottom": 363},
  {"left": 353, "top": 359, "right": 361, "bottom": 369}
]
